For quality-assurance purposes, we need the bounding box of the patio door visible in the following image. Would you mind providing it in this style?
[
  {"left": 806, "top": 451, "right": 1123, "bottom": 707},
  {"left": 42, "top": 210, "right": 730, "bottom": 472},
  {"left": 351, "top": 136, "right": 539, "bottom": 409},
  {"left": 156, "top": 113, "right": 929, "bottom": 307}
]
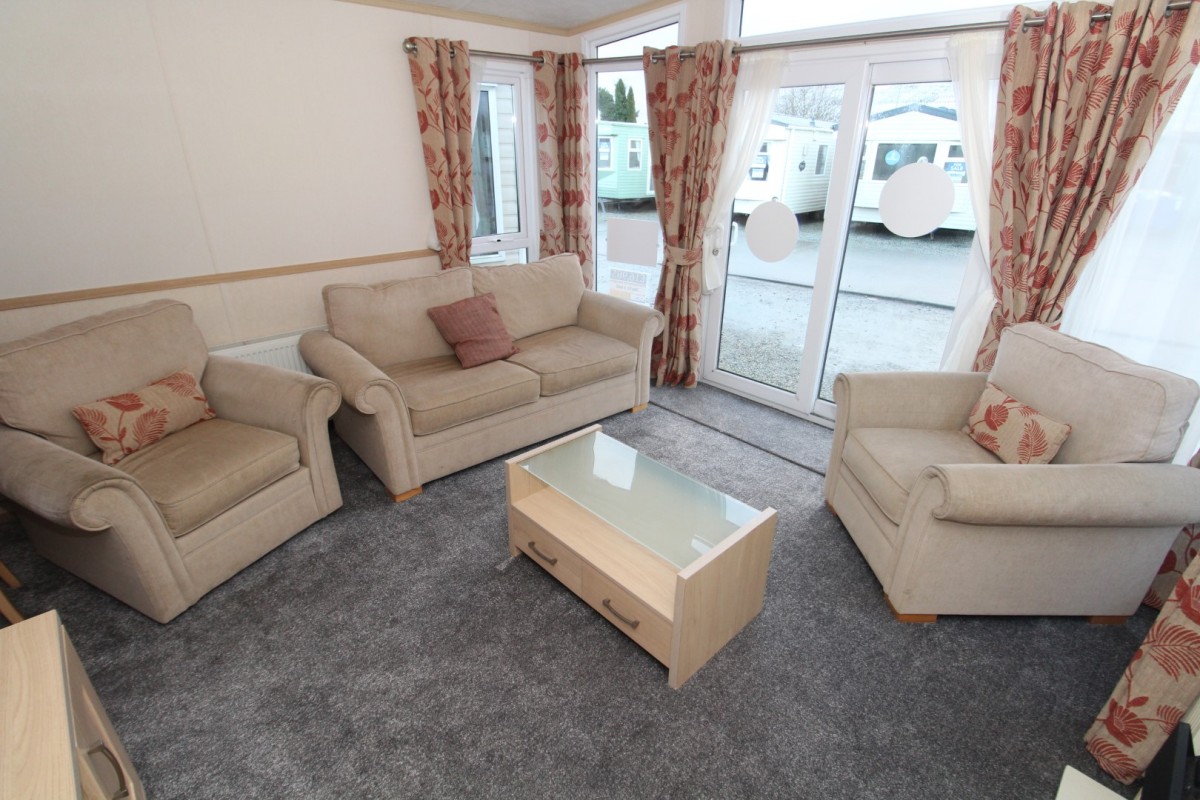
[{"left": 703, "top": 48, "right": 978, "bottom": 422}]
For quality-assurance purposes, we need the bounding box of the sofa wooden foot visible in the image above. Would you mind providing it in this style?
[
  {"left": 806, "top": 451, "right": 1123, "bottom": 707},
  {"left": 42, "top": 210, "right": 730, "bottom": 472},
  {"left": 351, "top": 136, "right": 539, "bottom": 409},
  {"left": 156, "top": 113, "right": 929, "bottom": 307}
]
[
  {"left": 630, "top": 403, "right": 649, "bottom": 413},
  {"left": 885, "top": 596, "right": 936, "bottom": 623},
  {"left": 393, "top": 487, "right": 423, "bottom": 503},
  {"left": 1086, "top": 615, "right": 1128, "bottom": 625},
  {"left": 826, "top": 501, "right": 838, "bottom": 518}
]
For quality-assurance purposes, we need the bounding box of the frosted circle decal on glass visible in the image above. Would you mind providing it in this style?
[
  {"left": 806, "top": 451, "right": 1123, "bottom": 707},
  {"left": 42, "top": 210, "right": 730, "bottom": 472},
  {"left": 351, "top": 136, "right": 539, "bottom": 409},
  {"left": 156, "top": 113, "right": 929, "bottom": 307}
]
[
  {"left": 745, "top": 200, "right": 800, "bottom": 263},
  {"left": 878, "top": 162, "right": 956, "bottom": 238}
]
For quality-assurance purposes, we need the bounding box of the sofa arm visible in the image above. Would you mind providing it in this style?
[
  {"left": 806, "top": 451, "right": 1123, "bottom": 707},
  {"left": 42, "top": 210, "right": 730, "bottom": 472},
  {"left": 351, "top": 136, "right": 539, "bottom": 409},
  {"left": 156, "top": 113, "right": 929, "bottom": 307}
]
[
  {"left": 577, "top": 290, "right": 665, "bottom": 349},
  {"left": 916, "top": 462, "right": 1200, "bottom": 527},
  {"left": 833, "top": 371, "right": 989, "bottom": 432},
  {"left": 578, "top": 291, "right": 665, "bottom": 409},
  {"left": 299, "top": 331, "right": 406, "bottom": 415},
  {"left": 0, "top": 425, "right": 158, "bottom": 532},
  {"left": 202, "top": 355, "right": 343, "bottom": 515}
]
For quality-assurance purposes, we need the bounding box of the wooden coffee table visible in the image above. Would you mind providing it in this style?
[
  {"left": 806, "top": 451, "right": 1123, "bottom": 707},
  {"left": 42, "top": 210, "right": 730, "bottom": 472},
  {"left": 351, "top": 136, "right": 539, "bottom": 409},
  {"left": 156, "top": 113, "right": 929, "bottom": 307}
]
[{"left": 505, "top": 424, "right": 777, "bottom": 688}]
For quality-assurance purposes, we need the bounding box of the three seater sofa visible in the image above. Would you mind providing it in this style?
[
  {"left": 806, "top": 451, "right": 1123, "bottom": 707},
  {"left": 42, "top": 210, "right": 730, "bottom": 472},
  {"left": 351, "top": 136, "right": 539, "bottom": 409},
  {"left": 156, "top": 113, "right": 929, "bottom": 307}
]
[{"left": 300, "top": 254, "right": 664, "bottom": 500}]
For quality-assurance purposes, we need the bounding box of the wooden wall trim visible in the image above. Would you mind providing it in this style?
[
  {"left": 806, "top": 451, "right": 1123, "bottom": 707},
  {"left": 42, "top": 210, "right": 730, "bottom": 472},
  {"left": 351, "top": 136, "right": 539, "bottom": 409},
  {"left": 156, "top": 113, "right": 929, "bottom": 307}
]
[{"left": 0, "top": 249, "right": 438, "bottom": 312}]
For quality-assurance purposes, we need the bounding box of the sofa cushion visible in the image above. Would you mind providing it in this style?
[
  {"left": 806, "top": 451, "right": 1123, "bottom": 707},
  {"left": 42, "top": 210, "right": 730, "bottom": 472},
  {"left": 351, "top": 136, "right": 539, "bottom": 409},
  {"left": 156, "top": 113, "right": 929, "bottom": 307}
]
[
  {"left": 508, "top": 327, "right": 637, "bottom": 396},
  {"left": 427, "top": 293, "right": 519, "bottom": 368},
  {"left": 386, "top": 356, "right": 540, "bottom": 436},
  {"left": 0, "top": 300, "right": 210, "bottom": 457},
  {"left": 989, "top": 323, "right": 1199, "bottom": 464},
  {"left": 963, "top": 381, "right": 1071, "bottom": 465},
  {"left": 323, "top": 268, "right": 474, "bottom": 367},
  {"left": 842, "top": 428, "right": 1001, "bottom": 525},
  {"left": 470, "top": 254, "right": 585, "bottom": 340},
  {"left": 116, "top": 418, "right": 299, "bottom": 537},
  {"left": 73, "top": 369, "right": 217, "bottom": 465}
]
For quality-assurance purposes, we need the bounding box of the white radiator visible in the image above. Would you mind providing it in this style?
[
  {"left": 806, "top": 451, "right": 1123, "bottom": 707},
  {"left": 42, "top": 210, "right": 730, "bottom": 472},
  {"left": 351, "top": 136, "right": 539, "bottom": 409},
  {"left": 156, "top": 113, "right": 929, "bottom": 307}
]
[{"left": 209, "top": 332, "right": 312, "bottom": 374}]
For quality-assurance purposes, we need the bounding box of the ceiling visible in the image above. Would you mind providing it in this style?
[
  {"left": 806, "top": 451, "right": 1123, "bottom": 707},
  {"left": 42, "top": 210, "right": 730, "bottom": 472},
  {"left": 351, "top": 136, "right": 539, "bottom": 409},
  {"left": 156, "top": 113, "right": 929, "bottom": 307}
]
[{"left": 349, "top": 0, "right": 661, "bottom": 35}]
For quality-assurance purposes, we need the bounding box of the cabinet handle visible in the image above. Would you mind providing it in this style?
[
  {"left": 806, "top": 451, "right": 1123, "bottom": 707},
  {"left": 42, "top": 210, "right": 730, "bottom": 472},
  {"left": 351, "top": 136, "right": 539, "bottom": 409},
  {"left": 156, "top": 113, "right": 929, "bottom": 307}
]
[
  {"left": 527, "top": 541, "right": 558, "bottom": 566},
  {"left": 602, "top": 598, "right": 640, "bottom": 629},
  {"left": 87, "top": 742, "right": 131, "bottom": 799}
]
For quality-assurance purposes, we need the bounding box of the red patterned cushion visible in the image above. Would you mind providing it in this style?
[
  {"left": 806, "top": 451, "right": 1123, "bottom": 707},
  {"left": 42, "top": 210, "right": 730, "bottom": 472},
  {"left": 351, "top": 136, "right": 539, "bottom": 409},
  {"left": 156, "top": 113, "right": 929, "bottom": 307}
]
[
  {"left": 963, "top": 381, "right": 1071, "bottom": 465},
  {"left": 426, "top": 293, "right": 518, "bottom": 369},
  {"left": 72, "top": 369, "right": 216, "bottom": 465}
]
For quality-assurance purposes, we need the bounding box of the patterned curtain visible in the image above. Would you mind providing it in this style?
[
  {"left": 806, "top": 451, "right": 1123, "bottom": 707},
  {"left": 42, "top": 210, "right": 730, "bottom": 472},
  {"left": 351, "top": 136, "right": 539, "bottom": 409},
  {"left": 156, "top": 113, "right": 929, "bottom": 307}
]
[
  {"left": 1145, "top": 450, "right": 1200, "bottom": 608},
  {"left": 973, "top": 0, "right": 1200, "bottom": 370},
  {"left": 1085, "top": 534, "right": 1200, "bottom": 783},
  {"left": 642, "top": 41, "right": 739, "bottom": 387},
  {"left": 532, "top": 51, "right": 595, "bottom": 288},
  {"left": 406, "top": 38, "right": 474, "bottom": 270}
]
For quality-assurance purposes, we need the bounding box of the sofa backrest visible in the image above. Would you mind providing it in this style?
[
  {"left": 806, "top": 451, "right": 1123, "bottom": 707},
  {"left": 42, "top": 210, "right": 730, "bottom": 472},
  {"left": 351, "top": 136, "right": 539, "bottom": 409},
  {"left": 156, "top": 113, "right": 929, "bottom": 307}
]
[
  {"left": 470, "top": 253, "right": 585, "bottom": 341},
  {"left": 0, "top": 299, "right": 210, "bottom": 456},
  {"left": 322, "top": 268, "right": 474, "bottom": 367},
  {"left": 989, "top": 322, "right": 1198, "bottom": 464}
]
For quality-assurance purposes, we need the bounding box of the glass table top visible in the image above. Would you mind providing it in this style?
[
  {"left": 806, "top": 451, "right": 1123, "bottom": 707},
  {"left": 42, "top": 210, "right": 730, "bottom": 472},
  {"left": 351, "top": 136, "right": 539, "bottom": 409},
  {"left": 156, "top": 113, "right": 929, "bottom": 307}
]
[{"left": 518, "top": 431, "right": 760, "bottom": 569}]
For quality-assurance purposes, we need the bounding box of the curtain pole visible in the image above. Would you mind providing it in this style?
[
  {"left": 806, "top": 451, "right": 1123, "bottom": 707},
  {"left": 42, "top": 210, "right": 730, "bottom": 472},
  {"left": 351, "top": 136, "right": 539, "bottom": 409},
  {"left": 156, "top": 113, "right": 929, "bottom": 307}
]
[{"left": 403, "top": 0, "right": 1197, "bottom": 66}]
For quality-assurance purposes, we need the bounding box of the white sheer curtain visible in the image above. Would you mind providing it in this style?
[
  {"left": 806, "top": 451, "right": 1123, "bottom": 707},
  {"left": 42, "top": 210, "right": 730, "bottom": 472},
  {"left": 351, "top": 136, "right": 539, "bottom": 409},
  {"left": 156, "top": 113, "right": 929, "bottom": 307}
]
[
  {"left": 1060, "top": 78, "right": 1200, "bottom": 463},
  {"left": 701, "top": 50, "right": 787, "bottom": 293},
  {"left": 940, "top": 30, "right": 1004, "bottom": 371}
]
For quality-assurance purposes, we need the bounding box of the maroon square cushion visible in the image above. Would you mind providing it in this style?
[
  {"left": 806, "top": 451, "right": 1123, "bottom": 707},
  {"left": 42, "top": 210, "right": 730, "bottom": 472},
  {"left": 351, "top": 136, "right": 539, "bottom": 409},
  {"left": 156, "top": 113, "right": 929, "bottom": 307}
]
[{"left": 427, "top": 293, "right": 519, "bottom": 368}]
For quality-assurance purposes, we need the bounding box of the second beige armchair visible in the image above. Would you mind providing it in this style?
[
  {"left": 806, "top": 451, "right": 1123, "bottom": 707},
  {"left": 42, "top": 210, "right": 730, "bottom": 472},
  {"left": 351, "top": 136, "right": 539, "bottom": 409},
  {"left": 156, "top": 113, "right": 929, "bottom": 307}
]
[{"left": 825, "top": 322, "right": 1200, "bottom": 623}]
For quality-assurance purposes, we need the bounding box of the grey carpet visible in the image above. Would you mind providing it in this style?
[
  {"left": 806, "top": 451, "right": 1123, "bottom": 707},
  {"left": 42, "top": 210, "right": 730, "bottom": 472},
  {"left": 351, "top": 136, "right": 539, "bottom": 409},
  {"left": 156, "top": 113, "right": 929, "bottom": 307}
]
[
  {"left": 651, "top": 383, "right": 834, "bottom": 475},
  {"left": 0, "top": 404, "right": 1150, "bottom": 799}
]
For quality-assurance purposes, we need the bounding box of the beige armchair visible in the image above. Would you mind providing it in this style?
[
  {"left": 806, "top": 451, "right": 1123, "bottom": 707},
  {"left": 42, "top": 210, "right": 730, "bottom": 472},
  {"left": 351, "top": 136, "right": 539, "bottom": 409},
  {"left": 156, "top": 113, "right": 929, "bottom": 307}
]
[
  {"left": 0, "top": 300, "right": 343, "bottom": 623},
  {"left": 824, "top": 322, "right": 1200, "bottom": 622}
]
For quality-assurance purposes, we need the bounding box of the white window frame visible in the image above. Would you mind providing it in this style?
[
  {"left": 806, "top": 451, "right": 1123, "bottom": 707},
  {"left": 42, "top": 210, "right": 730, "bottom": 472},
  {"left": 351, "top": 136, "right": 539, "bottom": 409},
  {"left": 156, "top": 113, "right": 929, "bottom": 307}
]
[
  {"left": 627, "top": 138, "right": 643, "bottom": 170},
  {"left": 700, "top": 37, "right": 963, "bottom": 423},
  {"left": 724, "top": 0, "right": 1015, "bottom": 44},
  {"left": 470, "top": 62, "right": 539, "bottom": 264},
  {"left": 597, "top": 136, "right": 614, "bottom": 170}
]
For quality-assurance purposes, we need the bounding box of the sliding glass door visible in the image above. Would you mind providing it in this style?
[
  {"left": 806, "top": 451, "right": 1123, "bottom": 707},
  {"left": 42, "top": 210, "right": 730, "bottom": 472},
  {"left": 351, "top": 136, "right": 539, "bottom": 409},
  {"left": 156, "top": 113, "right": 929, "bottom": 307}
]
[{"left": 704, "top": 48, "right": 977, "bottom": 421}]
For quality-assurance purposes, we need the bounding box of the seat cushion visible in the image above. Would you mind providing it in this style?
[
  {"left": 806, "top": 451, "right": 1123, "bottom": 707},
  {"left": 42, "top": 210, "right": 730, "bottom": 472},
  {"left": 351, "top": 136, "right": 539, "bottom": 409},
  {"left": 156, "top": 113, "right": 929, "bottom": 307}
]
[
  {"left": 116, "top": 418, "right": 300, "bottom": 537},
  {"left": 507, "top": 326, "right": 637, "bottom": 396},
  {"left": 990, "top": 323, "right": 1200, "bottom": 464},
  {"left": 386, "top": 356, "right": 540, "bottom": 436},
  {"left": 842, "top": 428, "right": 1001, "bottom": 525}
]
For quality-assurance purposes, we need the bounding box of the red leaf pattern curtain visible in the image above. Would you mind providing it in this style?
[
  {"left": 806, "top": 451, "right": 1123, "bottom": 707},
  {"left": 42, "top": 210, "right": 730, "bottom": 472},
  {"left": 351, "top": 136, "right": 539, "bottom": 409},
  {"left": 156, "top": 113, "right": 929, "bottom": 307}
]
[
  {"left": 642, "top": 41, "right": 739, "bottom": 387},
  {"left": 533, "top": 51, "right": 595, "bottom": 288},
  {"left": 1145, "top": 449, "right": 1200, "bottom": 607},
  {"left": 1085, "top": 516, "right": 1200, "bottom": 783},
  {"left": 974, "top": 0, "right": 1200, "bottom": 370},
  {"left": 407, "top": 38, "right": 474, "bottom": 270}
]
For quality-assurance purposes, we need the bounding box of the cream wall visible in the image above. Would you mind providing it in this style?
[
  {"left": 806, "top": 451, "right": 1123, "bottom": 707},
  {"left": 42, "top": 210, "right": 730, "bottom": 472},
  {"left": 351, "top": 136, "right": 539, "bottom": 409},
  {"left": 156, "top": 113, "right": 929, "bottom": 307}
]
[{"left": 0, "top": 0, "right": 573, "bottom": 345}]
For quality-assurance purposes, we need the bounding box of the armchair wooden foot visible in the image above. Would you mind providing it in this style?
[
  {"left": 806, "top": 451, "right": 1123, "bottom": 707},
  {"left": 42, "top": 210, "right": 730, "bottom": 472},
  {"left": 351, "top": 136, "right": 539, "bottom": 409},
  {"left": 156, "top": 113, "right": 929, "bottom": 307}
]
[
  {"left": 630, "top": 403, "right": 649, "bottom": 413},
  {"left": 1086, "top": 615, "right": 1128, "bottom": 625},
  {"left": 393, "top": 487, "right": 423, "bottom": 503},
  {"left": 885, "top": 596, "right": 936, "bottom": 623},
  {"left": 826, "top": 502, "right": 838, "bottom": 518}
]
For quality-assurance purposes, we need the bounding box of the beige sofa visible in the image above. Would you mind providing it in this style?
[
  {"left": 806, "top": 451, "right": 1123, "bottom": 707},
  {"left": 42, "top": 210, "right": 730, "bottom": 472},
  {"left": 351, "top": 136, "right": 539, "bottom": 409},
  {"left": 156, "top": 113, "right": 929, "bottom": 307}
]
[
  {"left": 300, "top": 254, "right": 665, "bottom": 500},
  {"left": 825, "top": 322, "right": 1200, "bottom": 622},
  {"left": 0, "top": 300, "right": 344, "bottom": 623}
]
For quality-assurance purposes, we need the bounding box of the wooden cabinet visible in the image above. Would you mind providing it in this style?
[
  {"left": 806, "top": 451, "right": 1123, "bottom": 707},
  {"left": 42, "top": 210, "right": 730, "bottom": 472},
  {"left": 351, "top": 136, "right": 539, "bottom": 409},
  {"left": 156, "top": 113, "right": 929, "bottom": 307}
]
[{"left": 0, "top": 610, "right": 144, "bottom": 799}]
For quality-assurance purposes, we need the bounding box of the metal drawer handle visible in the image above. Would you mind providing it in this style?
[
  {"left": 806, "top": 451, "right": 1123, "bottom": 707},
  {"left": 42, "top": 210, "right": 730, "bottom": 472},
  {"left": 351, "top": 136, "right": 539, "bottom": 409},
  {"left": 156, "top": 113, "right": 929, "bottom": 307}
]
[
  {"left": 87, "top": 742, "right": 131, "bottom": 799},
  {"left": 602, "top": 598, "right": 640, "bottom": 629},
  {"left": 527, "top": 541, "right": 558, "bottom": 566}
]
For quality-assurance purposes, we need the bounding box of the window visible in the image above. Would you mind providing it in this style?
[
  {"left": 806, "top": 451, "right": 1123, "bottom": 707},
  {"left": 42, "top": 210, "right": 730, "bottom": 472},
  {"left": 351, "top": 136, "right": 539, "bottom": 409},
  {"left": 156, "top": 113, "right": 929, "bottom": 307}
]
[
  {"left": 587, "top": 18, "right": 679, "bottom": 306},
  {"left": 597, "top": 137, "right": 614, "bottom": 170},
  {"left": 469, "top": 66, "right": 538, "bottom": 265},
  {"left": 627, "top": 138, "right": 643, "bottom": 170},
  {"left": 739, "top": 0, "right": 1011, "bottom": 37},
  {"left": 749, "top": 144, "right": 769, "bottom": 180},
  {"left": 706, "top": 50, "right": 979, "bottom": 423}
]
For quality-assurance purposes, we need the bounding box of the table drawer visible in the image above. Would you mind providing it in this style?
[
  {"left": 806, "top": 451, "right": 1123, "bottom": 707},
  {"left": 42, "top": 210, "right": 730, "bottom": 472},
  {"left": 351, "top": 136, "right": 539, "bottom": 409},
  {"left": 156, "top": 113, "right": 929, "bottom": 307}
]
[
  {"left": 580, "top": 566, "right": 672, "bottom": 665},
  {"left": 510, "top": 511, "right": 582, "bottom": 594}
]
